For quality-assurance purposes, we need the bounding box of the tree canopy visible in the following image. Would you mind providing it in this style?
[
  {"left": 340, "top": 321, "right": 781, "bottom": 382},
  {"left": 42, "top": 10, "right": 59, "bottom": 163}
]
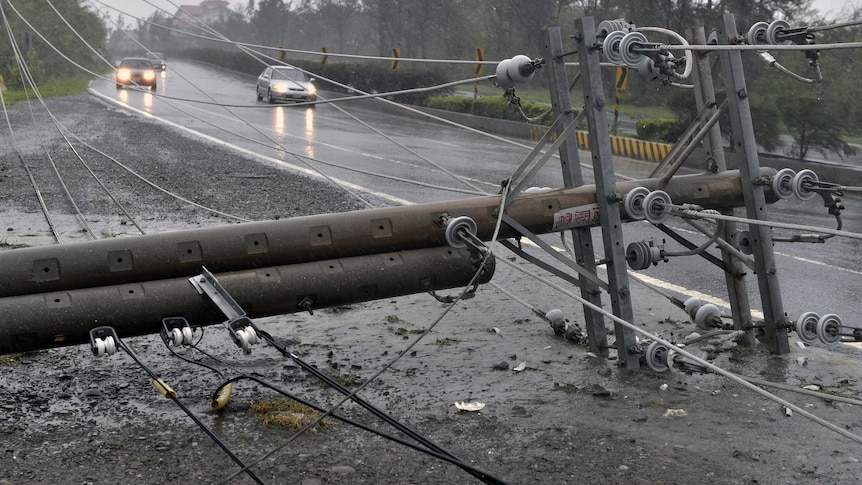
[{"left": 0, "top": 0, "right": 107, "bottom": 87}]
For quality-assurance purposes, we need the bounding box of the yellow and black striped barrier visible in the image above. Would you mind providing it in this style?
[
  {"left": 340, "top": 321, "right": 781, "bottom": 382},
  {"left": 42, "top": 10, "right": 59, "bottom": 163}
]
[{"left": 529, "top": 127, "right": 672, "bottom": 163}]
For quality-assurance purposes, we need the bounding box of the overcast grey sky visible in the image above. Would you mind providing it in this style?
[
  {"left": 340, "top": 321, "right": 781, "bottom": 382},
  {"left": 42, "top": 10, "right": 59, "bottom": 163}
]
[
  {"left": 93, "top": 1, "right": 240, "bottom": 22},
  {"left": 102, "top": 0, "right": 860, "bottom": 24}
]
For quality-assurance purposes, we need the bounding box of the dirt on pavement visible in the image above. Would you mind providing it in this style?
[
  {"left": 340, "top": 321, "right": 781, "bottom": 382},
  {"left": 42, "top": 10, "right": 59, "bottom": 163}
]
[{"left": 1, "top": 93, "right": 862, "bottom": 484}]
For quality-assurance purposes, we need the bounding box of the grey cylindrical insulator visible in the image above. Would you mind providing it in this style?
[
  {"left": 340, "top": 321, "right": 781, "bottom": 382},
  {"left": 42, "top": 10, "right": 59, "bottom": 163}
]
[
  {"left": 771, "top": 168, "right": 796, "bottom": 199},
  {"left": 444, "top": 216, "right": 478, "bottom": 249},
  {"left": 545, "top": 309, "right": 566, "bottom": 335},
  {"left": 816, "top": 314, "right": 843, "bottom": 346}
]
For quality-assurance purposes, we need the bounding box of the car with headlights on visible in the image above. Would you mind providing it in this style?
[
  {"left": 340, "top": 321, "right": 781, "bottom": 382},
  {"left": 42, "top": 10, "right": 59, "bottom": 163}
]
[
  {"left": 115, "top": 57, "right": 157, "bottom": 90},
  {"left": 256, "top": 66, "right": 317, "bottom": 104},
  {"left": 145, "top": 51, "right": 166, "bottom": 71}
]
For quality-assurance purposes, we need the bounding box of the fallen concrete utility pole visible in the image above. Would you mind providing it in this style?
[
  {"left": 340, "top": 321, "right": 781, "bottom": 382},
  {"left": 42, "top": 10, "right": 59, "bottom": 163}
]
[
  {"left": 0, "top": 169, "right": 780, "bottom": 355},
  {"left": 0, "top": 169, "right": 777, "bottom": 298},
  {"left": 0, "top": 247, "right": 492, "bottom": 354}
]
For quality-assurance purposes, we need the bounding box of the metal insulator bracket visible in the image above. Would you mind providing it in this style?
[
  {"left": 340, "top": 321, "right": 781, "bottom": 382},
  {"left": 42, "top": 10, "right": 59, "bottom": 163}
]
[{"left": 189, "top": 266, "right": 262, "bottom": 353}]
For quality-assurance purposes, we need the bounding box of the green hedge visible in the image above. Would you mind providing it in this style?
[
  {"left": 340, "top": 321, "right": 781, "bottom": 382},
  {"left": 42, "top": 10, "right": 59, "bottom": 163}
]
[
  {"left": 635, "top": 118, "right": 685, "bottom": 142},
  {"left": 425, "top": 96, "right": 556, "bottom": 125},
  {"left": 180, "top": 48, "right": 451, "bottom": 104}
]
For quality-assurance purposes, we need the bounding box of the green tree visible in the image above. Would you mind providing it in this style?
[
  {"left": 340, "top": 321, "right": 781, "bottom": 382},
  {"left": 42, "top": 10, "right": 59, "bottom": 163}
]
[
  {"left": 250, "top": 0, "right": 292, "bottom": 45},
  {"left": 0, "top": 0, "right": 106, "bottom": 86}
]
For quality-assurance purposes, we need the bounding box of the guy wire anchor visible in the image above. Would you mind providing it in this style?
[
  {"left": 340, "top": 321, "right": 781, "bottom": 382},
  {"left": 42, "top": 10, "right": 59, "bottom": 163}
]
[{"left": 189, "top": 266, "right": 261, "bottom": 353}]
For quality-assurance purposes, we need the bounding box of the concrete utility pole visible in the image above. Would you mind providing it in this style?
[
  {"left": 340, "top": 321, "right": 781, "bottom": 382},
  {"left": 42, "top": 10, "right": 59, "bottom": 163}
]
[{"left": 0, "top": 169, "right": 779, "bottom": 355}]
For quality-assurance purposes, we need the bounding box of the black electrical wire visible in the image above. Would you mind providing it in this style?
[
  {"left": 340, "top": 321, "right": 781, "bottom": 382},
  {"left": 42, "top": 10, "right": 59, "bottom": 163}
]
[
  {"left": 253, "top": 329, "right": 508, "bottom": 485},
  {"left": 158, "top": 330, "right": 505, "bottom": 478},
  {"left": 217, "top": 375, "right": 512, "bottom": 478},
  {"left": 156, "top": 318, "right": 506, "bottom": 484},
  {"left": 110, "top": 334, "right": 266, "bottom": 485},
  {"left": 159, "top": 328, "right": 228, "bottom": 381}
]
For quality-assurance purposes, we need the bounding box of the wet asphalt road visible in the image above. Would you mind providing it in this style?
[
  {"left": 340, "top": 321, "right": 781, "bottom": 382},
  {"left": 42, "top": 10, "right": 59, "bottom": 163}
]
[{"left": 91, "top": 59, "right": 862, "bottom": 341}]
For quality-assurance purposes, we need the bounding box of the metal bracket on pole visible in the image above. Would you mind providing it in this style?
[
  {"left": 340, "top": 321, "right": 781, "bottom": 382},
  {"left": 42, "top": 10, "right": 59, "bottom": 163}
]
[
  {"left": 544, "top": 26, "right": 609, "bottom": 357},
  {"left": 573, "top": 18, "right": 639, "bottom": 368},
  {"left": 690, "top": 26, "right": 755, "bottom": 346},
  {"left": 189, "top": 266, "right": 262, "bottom": 353},
  {"left": 717, "top": 14, "right": 789, "bottom": 354}
]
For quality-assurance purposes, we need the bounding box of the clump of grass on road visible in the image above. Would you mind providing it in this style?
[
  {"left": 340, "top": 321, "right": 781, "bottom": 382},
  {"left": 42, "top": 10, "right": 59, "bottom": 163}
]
[{"left": 251, "top": 398, "right": 335, "bottom": 432}]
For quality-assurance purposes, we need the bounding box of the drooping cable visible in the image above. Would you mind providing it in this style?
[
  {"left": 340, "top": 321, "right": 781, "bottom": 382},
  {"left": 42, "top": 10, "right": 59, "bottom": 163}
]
[
  {"left": 97, "top": 330, "right": 267, "bottom": 484},
  {"left": 460, "top": 231, "right": 862, "bottom": 446},
  {"left": 672, "top": 204, "right": 862, "bottom": 241},
  {"left": 217, "top": 175, "right": 511, "bottom": 485},
  {"left": 92, "top": 0, "right": 633, "bottom": 184},
  {"left": 167, "top": 6, "right": 491, "bottom": 196}
]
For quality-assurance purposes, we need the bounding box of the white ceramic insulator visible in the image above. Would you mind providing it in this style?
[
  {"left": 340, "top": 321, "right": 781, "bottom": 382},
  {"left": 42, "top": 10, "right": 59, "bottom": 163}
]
[
  {"left": 181, "top": 326, "right": 194, "bottom": 345},
  {"left": 171, "top": 328, "right": 184, "bottom": 346}
]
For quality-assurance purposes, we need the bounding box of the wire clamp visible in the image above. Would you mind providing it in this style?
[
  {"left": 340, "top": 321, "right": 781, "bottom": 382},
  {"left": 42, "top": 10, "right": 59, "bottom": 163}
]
[
  {"left": 89, "top": 326, "right": 119, "bottom": 357},
  {"left": 161, "top": 317, "right": 195, "bottom": 347}
]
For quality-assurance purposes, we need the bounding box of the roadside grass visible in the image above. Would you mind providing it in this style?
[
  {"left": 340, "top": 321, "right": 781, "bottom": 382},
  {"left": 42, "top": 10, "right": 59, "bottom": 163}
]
[{"left": 1, "top": 76, "right": 93, "bottom": 104}]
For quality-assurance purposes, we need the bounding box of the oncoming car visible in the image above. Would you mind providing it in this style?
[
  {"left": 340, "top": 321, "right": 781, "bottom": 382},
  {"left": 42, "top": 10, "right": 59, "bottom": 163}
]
[
  {"left": 145, "top": 52, "right": 166, "bottom": 71},
  {"left": 256, "top": 66, "right": 317, "bottom": 104},
  {"left": 116, "top": 57, "right": 157, "bottom": 90}
]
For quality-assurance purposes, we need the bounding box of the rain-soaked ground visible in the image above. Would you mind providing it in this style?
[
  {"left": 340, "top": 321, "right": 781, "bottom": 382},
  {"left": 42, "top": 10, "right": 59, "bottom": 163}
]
[{"left": 2, "top": 94, "right": 862, "bottom": 484}]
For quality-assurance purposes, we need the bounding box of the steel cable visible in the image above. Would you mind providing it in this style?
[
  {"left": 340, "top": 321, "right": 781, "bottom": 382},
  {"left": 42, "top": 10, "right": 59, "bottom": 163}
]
[
  {"left": 218, "top": 195, "right": 508, "bottom": 484},
  {"left": 465, "top": 233, "right": 862, "bottom": 446},
  {"left": 106, "top": 333, "right": 267, "bottom": 485},
  {"left": 670, "top": 204, "right": 862, "bottom": 241}
]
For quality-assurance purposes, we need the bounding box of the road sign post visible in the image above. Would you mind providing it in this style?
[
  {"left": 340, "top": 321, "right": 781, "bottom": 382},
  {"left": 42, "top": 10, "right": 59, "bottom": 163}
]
[{"left": 391, "top": 48, "right": 401, "bottom": 70}]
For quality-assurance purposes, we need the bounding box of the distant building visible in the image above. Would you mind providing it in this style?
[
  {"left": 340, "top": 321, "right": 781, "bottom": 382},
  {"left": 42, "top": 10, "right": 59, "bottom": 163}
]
[{"left": 172, "top": 0, "right": 231, "bottom": 28}]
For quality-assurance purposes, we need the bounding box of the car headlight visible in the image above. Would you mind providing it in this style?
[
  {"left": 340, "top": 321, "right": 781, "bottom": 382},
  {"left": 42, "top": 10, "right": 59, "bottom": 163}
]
[
  {"left": 143, "top": 70, "right": 156, "bottom": 81},
  {"left": 272, "top": 83, "right": 288, "bottom": 93},
  {"left": 116, "top": 68, "right": 131, "bottom": 81},
  {"left": 307, "top": 85, "right": 317, "bottom": 94}
]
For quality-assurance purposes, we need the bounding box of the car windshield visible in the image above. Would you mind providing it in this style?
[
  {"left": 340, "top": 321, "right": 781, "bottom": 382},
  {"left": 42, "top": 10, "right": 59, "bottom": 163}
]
[
  {"left": 147, "top": 53, "right": 164, "bottom": 60},
  {"left": 121, "top": 59, "right": 152, "bottom": 69},
  {"left": 272, "top": 69, "right": 308, "bottom": 82}
]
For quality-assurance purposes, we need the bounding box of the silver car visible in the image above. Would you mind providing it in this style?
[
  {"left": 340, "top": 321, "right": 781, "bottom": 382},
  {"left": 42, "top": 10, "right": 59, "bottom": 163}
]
[{"left": 256, "top": 66, "right": 317, "bottom": 104}]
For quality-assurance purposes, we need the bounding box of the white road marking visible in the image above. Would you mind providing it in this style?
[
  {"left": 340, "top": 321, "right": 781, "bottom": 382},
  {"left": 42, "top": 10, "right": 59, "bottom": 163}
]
[{"left": 89, "top": 87, "right": 413, "bottom": 206}]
